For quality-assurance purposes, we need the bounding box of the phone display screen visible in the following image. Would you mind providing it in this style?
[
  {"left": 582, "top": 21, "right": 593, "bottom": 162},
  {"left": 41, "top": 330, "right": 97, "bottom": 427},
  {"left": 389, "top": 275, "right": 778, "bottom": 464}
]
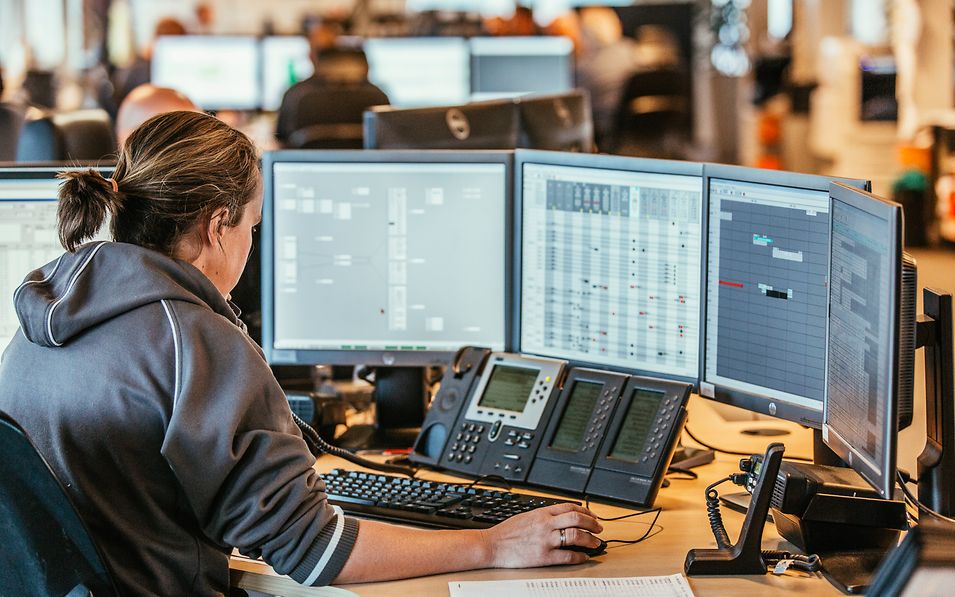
[
  {"left": 609, "top": 389, "right": 664, "bottom": 462},
  {"left": 550, "top": 381, "right": 602, "bottom": 452},
  {"left": 477, "top": 365, "right": 538, "bottom": 413}
]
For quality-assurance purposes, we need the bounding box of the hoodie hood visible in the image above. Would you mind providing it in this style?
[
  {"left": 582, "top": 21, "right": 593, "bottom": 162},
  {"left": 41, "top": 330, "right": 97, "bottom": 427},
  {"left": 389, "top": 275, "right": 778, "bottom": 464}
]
[{"left": 14, "top": 241, "right": 238, "bottom": 348}]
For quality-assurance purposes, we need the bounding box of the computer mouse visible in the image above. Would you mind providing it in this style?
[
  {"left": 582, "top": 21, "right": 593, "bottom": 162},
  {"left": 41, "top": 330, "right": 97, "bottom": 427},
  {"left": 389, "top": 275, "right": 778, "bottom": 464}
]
[{"left": 561, "top": 539, "right": 607, "bottom": 557}]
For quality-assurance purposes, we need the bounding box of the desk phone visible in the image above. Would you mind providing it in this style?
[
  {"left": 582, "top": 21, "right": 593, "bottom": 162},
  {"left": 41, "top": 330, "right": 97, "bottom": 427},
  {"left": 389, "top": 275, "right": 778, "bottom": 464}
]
[{"left": 410, "top": 348, "right": 691, "bottom": 507}]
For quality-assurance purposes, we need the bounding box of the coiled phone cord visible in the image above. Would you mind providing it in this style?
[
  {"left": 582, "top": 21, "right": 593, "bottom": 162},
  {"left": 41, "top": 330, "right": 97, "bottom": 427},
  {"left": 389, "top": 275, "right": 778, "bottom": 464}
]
[
  {"left": 705, "top": 476, "right": 821, "bottom": 573},
  {"left": 290, "top": 410, "right": 417, "bottom": 478}
]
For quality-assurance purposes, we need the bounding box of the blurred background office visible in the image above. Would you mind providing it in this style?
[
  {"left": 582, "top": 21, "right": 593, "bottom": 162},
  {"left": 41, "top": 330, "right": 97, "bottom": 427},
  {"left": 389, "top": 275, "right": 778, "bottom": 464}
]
[{"left": 0, "top": 0, "right": 953, "bottom": 238}]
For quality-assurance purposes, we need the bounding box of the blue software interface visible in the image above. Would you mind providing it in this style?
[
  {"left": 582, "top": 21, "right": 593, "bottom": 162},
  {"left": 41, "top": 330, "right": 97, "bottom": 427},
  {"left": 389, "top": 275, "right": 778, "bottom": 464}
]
[{"left": 703, "top": 178, "right": 830, "bottom": 410}]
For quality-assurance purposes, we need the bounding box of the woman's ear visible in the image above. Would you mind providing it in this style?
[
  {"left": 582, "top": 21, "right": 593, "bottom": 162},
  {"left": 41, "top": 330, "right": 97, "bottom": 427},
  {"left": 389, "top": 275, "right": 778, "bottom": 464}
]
[{"left": 204, "top": 206, "right": 230, "bottom": 248}]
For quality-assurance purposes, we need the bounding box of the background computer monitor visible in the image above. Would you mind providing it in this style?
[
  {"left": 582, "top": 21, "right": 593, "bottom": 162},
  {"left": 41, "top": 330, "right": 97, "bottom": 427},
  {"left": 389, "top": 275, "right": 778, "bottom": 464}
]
[
  {"left": 152, "top": 36, "right": 260, "bottom": 110},
  {"left": 363, "top": 37, "right": 470, "bottom": 107},
  {"left": 363, "top": 99, "right": 520, "bottom": 150},
  {"left": 823, "top": 182, "right": 903, "bottom": 499},
  {"left": 469, "top": 36, "right": 574, "bottom": 101},
  {"left": 514, "top": 149, "right": 704, "bottom": 383},
  {"left": 516, "top": 91, "right": 594, "bottom": 153},
  {"left": 0, "top": 165, "right": 111, "bottom": 351},
  {"left": 261, "top": 36, "right": 314, "bottom": 112},
  {"left": 261, "top": 150, "right": 512, "bottom": 368},
  {"left": 700, "top": 164, "right": 871, "bottom": 428}
]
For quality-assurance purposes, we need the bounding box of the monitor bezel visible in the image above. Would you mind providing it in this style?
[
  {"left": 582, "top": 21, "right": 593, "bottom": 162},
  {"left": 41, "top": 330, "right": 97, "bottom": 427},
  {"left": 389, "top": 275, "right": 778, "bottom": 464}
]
[
  {"left": 822, "top": 181, "right": 902, "bottom": 499},
  {"left": 261, "top": 149, "right": 515, "bottom": 367},
  {"left": 512, "top": 149, "right": 705, "bottom": 386},
  {"left": 699, "top": 163, "right": 872, "bottom": 429}
]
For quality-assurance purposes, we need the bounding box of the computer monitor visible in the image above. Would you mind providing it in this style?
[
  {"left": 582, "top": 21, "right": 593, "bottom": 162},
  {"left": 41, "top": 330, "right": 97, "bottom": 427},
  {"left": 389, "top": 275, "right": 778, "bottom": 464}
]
[
  {"left": 363, "top": 37, "right": 470, "bottom": 107},
  {"left": 700, "top": 164, "right": 871, "bottom": 428},
  {"left": 363, "top": 99, "right": 520, "bottom": 150},
  {"left": 151, "top": 36, "right": 260, "bottom": 111},
  {"left": 469, "top": 36, "right": 574, "bottom": 101},
  {"left": 261, "top": 36, "right": 314, "bottom": 112},
  {"left": 823, "top": 182, "right": 904, "bottom": 499},
  {"left": 0, "top": 166, "right": 111, "bottom": 351},
  {"left": 261, "top": 150, "right": 512, "bottom": 368},
  {"left": 514, "top": 149, "right": 704, "bottom": 382},
  {"left": 516, "top": 91, "right": 594, "bottom": 153}
]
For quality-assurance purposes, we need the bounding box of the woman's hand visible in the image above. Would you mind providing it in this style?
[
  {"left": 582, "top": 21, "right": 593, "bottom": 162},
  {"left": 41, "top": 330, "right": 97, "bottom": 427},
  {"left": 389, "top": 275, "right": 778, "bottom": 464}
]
[{"left": 481, "top": 502, "right": 604, "bottom": 568}]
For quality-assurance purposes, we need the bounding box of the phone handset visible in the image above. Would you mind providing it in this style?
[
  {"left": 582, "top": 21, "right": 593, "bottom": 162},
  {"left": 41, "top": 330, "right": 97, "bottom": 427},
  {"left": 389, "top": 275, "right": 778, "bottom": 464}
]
[{"left": 409, "top": 346, "right": 493, "bottom": 468}]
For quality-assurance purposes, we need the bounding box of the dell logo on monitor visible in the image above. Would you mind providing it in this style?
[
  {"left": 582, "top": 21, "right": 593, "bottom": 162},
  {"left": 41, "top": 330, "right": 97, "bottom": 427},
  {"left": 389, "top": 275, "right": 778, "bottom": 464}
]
[{"left": 445, "top": 108, "right": 471, "bottom": 140}]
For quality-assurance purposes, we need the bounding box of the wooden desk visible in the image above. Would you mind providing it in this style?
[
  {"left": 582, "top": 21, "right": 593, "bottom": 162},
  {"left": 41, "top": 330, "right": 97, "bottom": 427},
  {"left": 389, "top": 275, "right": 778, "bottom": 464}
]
[{"left": 231, "top": 449, "right": 840, "bottom": 596}]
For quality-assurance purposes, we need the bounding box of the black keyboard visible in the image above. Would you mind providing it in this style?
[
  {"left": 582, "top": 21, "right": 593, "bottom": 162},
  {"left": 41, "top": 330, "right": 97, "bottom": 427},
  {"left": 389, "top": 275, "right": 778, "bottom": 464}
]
[{"left": 322, "top": 468, "right": 576, "bottom": 529}]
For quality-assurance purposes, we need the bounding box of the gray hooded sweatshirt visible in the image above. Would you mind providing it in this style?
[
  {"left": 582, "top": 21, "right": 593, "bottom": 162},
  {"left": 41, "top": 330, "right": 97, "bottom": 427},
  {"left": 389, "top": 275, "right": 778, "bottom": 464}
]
[{"left": 0, "top": 241, "right": 358, "bottom": 595}]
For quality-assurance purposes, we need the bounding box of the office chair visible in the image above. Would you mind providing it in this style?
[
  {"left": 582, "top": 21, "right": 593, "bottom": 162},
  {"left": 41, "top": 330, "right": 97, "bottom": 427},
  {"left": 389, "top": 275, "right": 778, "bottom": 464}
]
[
  {"left": 17, "top": 109, "right": 117, "bottom": 162},
  {"left": 0, "top": 411, "right": 120, "bottom": 596},
  {"left": 286, "top": 85, "right": 389, "bottom": 150},
  {"left": 0, "top": 102, "right": 26, "bottom": 162},
  {"left": 611, "top": 67, "right": 690, "bottom": 158}
]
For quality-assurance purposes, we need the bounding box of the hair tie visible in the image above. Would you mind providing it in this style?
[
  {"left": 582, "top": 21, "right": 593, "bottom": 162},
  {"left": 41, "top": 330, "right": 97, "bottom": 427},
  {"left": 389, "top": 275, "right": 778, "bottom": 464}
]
[{"left": 107, "top": 178, "right": 119, "bottom": 193}]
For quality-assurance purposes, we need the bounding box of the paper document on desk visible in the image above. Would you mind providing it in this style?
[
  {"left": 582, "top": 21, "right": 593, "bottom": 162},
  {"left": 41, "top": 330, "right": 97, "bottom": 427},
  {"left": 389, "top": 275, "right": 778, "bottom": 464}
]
[{"left": 449, "top": 574, "right": 695, "bottom": 597}]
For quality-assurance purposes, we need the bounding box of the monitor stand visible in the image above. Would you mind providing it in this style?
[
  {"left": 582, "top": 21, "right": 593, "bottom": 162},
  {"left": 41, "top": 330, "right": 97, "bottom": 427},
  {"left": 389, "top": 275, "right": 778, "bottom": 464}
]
[{"left": 334, "top": 366, "right": 429, "bottom": 451}]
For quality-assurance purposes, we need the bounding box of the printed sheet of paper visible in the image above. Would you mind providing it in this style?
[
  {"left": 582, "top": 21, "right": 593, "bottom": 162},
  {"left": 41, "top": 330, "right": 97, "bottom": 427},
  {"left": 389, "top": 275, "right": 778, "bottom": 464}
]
[{"left": 449, "top": 574, "right": 695, "bottom": 597}]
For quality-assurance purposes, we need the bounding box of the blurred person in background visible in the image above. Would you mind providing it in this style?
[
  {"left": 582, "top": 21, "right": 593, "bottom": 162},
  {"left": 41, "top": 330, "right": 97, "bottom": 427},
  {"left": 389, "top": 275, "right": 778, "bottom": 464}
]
[
  {"left": 112, "top": 18, "right": 187, "bottom": 108},
  {"left": 275, "top": 23, "right": 388, "bottom": 146},
  {"left": 115, "top": 84, "right": 199, "bottom": 147},
  {"left": 574, "top": 7, "right": 639, "bottom": 148}
]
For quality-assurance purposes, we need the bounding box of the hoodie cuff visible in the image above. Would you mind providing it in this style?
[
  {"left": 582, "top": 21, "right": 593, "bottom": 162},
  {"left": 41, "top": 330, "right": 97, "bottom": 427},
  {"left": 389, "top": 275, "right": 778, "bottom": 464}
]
[{"left": 288, "top": 510, "right": 359, "bottom": 587}]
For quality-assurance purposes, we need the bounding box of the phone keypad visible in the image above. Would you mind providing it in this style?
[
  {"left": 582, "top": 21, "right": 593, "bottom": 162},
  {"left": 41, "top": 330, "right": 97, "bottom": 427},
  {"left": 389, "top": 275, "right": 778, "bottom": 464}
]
[
  {"left": 447, "top": 422, "right": 485, "bottom": 464},
  {"left": 581, "top": 386, "right": 618, "bottom": 451},
  {"left": 641, "top": 395, "right": 681, "bottom": 463}
]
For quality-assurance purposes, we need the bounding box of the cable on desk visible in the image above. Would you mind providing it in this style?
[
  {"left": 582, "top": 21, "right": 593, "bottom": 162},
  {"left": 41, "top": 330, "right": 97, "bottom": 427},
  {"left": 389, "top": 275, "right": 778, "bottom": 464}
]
[
  {"left": 683, "top": 426, "right": 813, "bottom": 463},
  {"left": 666, "top": 466, "right": 698, "bottom": 480},
  {"left": 465, "top": 474, "right": 513, "bottom": 492},
  {"left": 896, "top": 471, "right": 955, "bottom": 524},
  {"left": 291, "top": 411, "right": 417, "bottom": 478},
  {"left": 604, "top": 508, "right": 663, "bottom": 545}
]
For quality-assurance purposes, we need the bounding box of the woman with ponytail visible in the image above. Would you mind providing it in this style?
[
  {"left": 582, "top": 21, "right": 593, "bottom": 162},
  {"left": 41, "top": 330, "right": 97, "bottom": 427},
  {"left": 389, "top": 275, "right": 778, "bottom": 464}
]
[{"left": 0, "top": 111, "right": 601, "bottom": 596}]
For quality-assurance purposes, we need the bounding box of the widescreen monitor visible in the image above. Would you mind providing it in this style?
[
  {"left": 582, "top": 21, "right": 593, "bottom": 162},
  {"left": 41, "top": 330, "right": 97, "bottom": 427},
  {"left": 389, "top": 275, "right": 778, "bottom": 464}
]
[
  {"left": 515, "top": 150, "right": 704, "bottom": 382},
  {"left": 261, "top": 150, "right": 512, "bottom": 367},
  {"left": 823, "top": 182, "right": 904, "bottom": 499},
  {"left": 0, "top": 166, "right": 111, "bottom": 350},
  {"left": 261, "top": 36, "right": 314, "bottom": 112},
  {"left": 152, "top": 36, "right": 260, "bottom": 110},
  {"left": 469, "top": 36, "right": 574, "bottom": 101},
  {"left": 363, "top": 38, "right": 470, "bottom": 107},
  {"left": 700, "top": 164, "right": 870, "bottom": 427}
]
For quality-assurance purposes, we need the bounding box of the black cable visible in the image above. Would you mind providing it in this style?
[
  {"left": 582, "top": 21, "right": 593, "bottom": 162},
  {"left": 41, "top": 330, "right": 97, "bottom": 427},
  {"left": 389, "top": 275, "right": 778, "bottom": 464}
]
[
  {"left": 683, "top": 426, "right": 813, "bottom": 463},
  {"left": 762, "top": 550, "right": 822, "bottom": 573},
  {"left": 291, "top": 411, "right": 417, "bottom": 478},
  {"left": 704, "top": 476, "right": 735, "bottom": 549},
  {"left": 666, "top": 466, "right": 698, "bottom": 480},
  {"left": 464, "top": 474, "right": 512, "bottom": 491},
  {"left": 584, "top": 497, "right": 662, "bottom": 523},
  {"left": 896, "top": 471, "right": 955, "bottom": 524},
  {"left": 604, "top": 508, "right": 663, "bottom": 545}
]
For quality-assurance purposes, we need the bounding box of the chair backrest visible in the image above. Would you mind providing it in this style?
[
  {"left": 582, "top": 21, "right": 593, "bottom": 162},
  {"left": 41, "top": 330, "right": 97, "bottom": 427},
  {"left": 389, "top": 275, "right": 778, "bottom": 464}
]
[
  {"left": 0, "top": 411, "right": 119, "bottom": 596},
  {"left": 286, "top": 84, "right": 389, "bottom": 150},
  {"left": 17, "top": 109, "right": 117, "bottom": 162},
  {"left": 0, "top": 103, "right": 27, "bottom": 162}
]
